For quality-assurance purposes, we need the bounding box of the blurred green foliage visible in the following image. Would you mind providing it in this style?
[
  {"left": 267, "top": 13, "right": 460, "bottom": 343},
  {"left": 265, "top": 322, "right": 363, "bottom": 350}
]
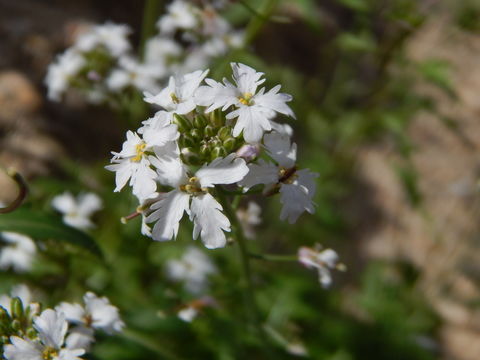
[{"left": 0, "top": 0, "right": 462, "bottom": 358}]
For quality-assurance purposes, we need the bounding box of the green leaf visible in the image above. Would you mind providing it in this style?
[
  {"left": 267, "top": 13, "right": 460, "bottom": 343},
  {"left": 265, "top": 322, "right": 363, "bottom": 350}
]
[{"left": 0, "top": 208, "right": 102, "bottom": 257}]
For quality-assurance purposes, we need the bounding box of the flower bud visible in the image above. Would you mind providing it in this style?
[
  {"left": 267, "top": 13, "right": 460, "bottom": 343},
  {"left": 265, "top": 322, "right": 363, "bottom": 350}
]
[
  {"left": 211, "top": 146, "right": 227, "bottom": 160},
  {"left": 181, "top": 147, "right": 202, "bottom": 166},
  {"left": 190, "top": 128, "right": 203, "bottom": 141},
  {"left": 209, "top": 138, "right": 222, "bottom": 148},
  {"left": 223, "top": 137, "right": 236, "bottom": 151},
  {"left": 173, "top": 114, "right": 192, "bottom": 132},
  {"left": 193, "top": 114, "right": 208, "bottom": 128},
  {"left": 217, "top": 126, "right": 232, "bottom": 140},
  {"left": 11, "top": 319, "right": 21, "bottom": 332},
  {"left": 204, "top": 125, "right": 215, "bottom": 137},
  {"left": 10, "top": 297, "right": 24, "bottom": 320},
  {"left": 179, "top": 134, "right": 196, "bottom": 148},
  {"left": 199, "top": 144, "right": 210, "bottom": 157},
  {"left": 210, "top": 109, "right": 224, "bottom": 128},
  {"left": 236, "top": 144, "right": 260, "bottom": 162}
]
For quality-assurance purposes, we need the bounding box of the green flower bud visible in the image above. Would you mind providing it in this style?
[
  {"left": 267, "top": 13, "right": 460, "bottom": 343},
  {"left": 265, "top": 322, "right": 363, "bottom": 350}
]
[
  {"left": 193, "top": 114, "right": 208, "bottom": 128},
  {"left": 209, "top": 138, "right": 222, "bottom": 148},
  {"left": 211, "top": 146, "right": 227, "bottom": 160},
  {"left": 190, "top": 128, "right": 203, "bottom": 141},
  {"left": 223, "top": 137, "right": 236, "bottom": 151},
  {"left": 173, "top": 114, "right": 192, "bottom": 132},
  {"left": 179, "top": 134, "right": 196, "bottom": 148},
  {"left": 210, "top": 109, "right": 224, "bottom": 128},
  {"left": 11, "top": 319, "right": 21, "bottom": 332},
  {"left": 10, "top": 298, "right": 24, "bottom": 320},
  {"left": 181, "top": 148, "right": 202, "bottom": 166},
  {"left": 204, "top": 125, "right": 215, "bottom": 137},
  {"left": 199, "top": 144, "right": 210, "bottom": 157},
  {"left": 26, "top": 328, "right": 37, "bottom": 339},
  {"left": 217, "top": 126, "right": 232, "bottom": 140}
]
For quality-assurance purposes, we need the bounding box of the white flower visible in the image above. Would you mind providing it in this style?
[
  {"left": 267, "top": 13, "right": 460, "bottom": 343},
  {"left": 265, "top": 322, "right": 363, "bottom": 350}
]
[
  {"left": 196, "top": 63, "right": 295, "bottom": 142},
  {"left": 4, "top": 309, "right": 85, "bottom": 360},
  {"left": 165, "top": 246, "right": 217, "bottom": 293},
  {"left": 157, "top": 0, "right": 199, "bottom": 34},
  {"left": 236, "top": 202, "right": 262, "bottom": 239},
  {"left": 144, "top": 36, "right": 182, "bottom": 68},
  {"left": 75, "top": 23, "right": 131, "bottom": 57},
  {"left": 51, "top": 192, "right": 102, "bottom": 230},
  {"left": 106, "top": 114, "right": 178, "bottom": 201},
  {"left": 56, "top": 292, "right": 124, "bottom": 337},
  {"left": 0, "top": 232, "right": 36, "bottom": 272},
  {"left": 239, "top": 132, "right": 317, "bottom": 223},
  {"left": 144, "top": 70, "right": 209, "bottom": 115},
  {"left": 298, "top": 245, "right": 343, "bottom": 288},
  {"left": 177, "top": 306, "right": 198, "bottom": 322},
  {"left": 45, "top": 49, "right": 85, "bottom": 101},
  {"left": 146, "top": 153, "right": 249, "bottom": 248},
  {"left": 106, "top": 56, "right": 163, "bottom": 93}
]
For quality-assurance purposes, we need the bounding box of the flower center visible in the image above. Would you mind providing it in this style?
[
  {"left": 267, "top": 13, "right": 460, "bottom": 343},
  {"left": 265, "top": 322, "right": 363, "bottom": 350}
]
[
  {"left": 279, "top": 166, "right": 298, "bottom": 184},
  {"left": 170, "top": 92, "right": 180, "bottom": 104},
  {"left": 131, "top": 142, "right": 147, "bottom": 162},
  {"left": 42, "top": 347, "right": 58, "bottom": 360},
  {"left": 238, "top": 92, "right": 253, "bottom": 106},
  {"left": 84, "top": 314, "right": 93, "bottom": 327},
  {"left": 179, "top": 176, "right": 207, "bottom": 195}
]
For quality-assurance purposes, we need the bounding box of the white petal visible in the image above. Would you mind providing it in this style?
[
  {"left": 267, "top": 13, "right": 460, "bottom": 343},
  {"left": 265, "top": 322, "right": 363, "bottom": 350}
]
[
  {"left": 130, "top": 159, "right": 158, "bottom": 201},
  {"left": 238, "top": 160, "right": 278, "bottom": 191},
  {"left": 149, "top": 144, "right": 186, "bottom": 187},
  {"left": 254, "top": 84, "right": 295, "bottom": 119},
  {"left": 147, "top": 190, "right": 190, "bottom": 241},
  {"left": 229, "top": 106, "right": 272, "bottom": 143},
  {"left": 196, "top": 154, "right": 249, "bottom": 188},
  {"left": 33, "top": 309, "right": 68, "bottom": 349},
  {"left": 51, "top": 193, "right": 76, "bottom": 214},
  {"left": 4, "top": 337, "right": 42, "bottom": 360},
  {"left": 76, "top": 193, "right": 102, "bottom": 217},
  {"left": 65, "top": 326, "right": 94, "bottom": 352},
  {"left": 55, "top": 303, "right": 85, "bottom": 325},
  {"left": 105, "top": 160, "right": 133, "bottom": 193},
  {"left": 263, "top": 131, "right": 297, "bottom": 168},
  {"left": 190, "top": 194, "right": 230, "bottom": 249},
  {"left": 84, "top": 292, "right": 124, "bottom": 334},
  {"left": 58, "top": 348, "right": 85, "bottom": 360}
]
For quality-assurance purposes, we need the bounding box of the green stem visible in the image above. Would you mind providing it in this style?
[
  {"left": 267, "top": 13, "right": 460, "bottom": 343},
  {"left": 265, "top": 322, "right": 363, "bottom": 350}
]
[
  {"left": 139, "top": 0, "right": 162, "bottom": 60},
  {"left": 216, "top": 191, "right": 262, "bottom": 332},
  {"left": 249, "top": 252, "right": 298, "bottom": 262},
  {"left": 244, "top": 0, "right": 280, "bottom": 46}
]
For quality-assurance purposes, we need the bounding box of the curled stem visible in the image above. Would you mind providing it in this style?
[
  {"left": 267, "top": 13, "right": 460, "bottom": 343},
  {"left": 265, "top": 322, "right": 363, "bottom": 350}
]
[{"left": 0, "top": 168, "right": 28, "bottom": 214}]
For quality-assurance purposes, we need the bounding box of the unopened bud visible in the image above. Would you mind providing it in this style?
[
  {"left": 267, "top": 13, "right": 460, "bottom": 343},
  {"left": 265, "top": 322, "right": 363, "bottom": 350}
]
[
  {"left": 11, "top": 297, "right": 24, "bottom": 320},
  {"left": 210, "top": 138, "right": 222, "bottom": 148},
  {"left": 181, "top": 148, "right": 201, "bottom": 166},
  {"left": 223, "top": 137, "right": 236, "bottom": 151},
  {"left": 217, "top": 126, "right": 232, "bottom": 140},
  {"left": 173, "top": 114, "right": 192, "bottom": 132},
  {"left": 179, "top": 134, "right": 196, "bottom": 148},
  {"left": 211, "top": 146, "right": 227, "bottom": 160},
  {"left": 236, "top": 144, "right": 260, "bottom": 162},
  {"left": 204, "top": 125, "right": 215, "bottom": 137},
  {"left": 0, "top": 306, "right": 10, "bottom": 323},
  {"left": 199, "top": 144, "right": 210, "bottom": 157},
  {"left": 11, "top": 319, "right": 21, "bottom": 332},
  {"left": 210, "top": 109, "right": 224, "bottom": 128},
  {"left": 190, "top": 128, "right": 203, "bottom": 140},
  {"left": 193, "top": 114, "right": 208, "bottom": 128},
  {"left": 26, "top": 327, "right": 37, "bottom": 339}
]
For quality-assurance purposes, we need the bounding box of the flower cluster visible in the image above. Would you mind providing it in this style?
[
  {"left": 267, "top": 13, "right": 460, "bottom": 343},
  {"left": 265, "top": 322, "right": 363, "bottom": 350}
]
[
  {"left": 45, "top": 0, "right": 243, "bottom": 104},
  {"left": 0, "top": 286, "right": 123, "bottom": 359},
  {"left": 107, "top": 62, "right": 318, "bottom": 248},
  {"left": 298, "top": 245, "right": 345, "bottom": 288}
]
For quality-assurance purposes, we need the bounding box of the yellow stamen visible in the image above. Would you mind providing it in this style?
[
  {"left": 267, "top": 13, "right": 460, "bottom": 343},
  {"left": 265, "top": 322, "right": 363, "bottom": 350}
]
[
  {"left": 238, "top": 92, "right": 253, "bottom": 105},
  {"left": 170, "top": 93, "right": 180, "bottom": 104},
  {"left": 131, "top": 142, "right": 147, "bottom": 162},
  {"left": 42, "top": 347, "right": 58, "bottom": 360}
]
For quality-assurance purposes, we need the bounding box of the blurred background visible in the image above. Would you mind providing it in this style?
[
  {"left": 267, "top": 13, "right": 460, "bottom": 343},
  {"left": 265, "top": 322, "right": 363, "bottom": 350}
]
[{"left": 1, "top": 0, "right": 480, "bottom": 359}]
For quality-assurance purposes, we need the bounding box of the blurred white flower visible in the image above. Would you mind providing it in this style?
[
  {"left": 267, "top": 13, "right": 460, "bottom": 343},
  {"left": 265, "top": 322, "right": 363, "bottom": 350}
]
[
  {"left": 177, "top": 306, "right": 198, "bottom": 322},
  {"left": 236, "top": 202, "right": 262, "bottom": 239},
  {"left": 4, "top": 309, "right": 85, "bottom": 360},
  {"left": 298, "top": 245, "right": 344, "bottom": 288},
  {"left": 45, "top": 49, "right": 85, "bottom": 101},
  {"left": 196, "top": 63, "right": 295, "bottom": 142},
  {"left": 0, "top": 232, "right": 36, "bottom": 272},
  {"left": 106, "top": 56, "right": 163, "bottom": 93},
  {"left": 52, "top": 192, "right": 102, "bottom": 230},
  {"left": 239, "top": 132, "right": 318, "bottom": 223},
  {"left": 157, "top": 0, "right": 199, "bottom": 34},
  {"left": 165, "top": 246, "right": 217, "bottom": 293},
  {"left": 75, "top": 23, "right": 131, "bottom": 57},
  {"left": 0, "top": 284, "right": 36, "bottom": 316},
  {"left": 144, "top": 36, "right": 182, "bottom": 68}
]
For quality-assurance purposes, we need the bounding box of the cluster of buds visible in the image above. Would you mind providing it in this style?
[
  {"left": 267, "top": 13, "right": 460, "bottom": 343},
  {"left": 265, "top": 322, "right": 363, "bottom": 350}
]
[
  {"left": 45, "top": 0, "right": 243, "bottom": 105},
  {"left": 0, "top": 286, "right": 123, "bottom": 360}
]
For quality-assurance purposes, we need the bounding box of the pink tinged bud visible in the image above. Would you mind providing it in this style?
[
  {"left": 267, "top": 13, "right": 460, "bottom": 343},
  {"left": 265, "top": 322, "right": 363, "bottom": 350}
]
[
  {"left": 87, "top": 70, "right": 102, "bottom": 81},
  {"left": 236, "top": 144, "right": 260, "bottom": 162}
]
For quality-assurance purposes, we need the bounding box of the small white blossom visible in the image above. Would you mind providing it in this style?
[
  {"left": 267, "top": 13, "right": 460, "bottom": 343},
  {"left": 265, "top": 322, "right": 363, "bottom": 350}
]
[
  {"left": 45, "top": 49, "right": 85, "bottom": 101},
  {"left": 236, "top": 202, "right": 262, "bottom": 239},
  {"left": 144, "top": 70, "right": 209, "bottom": 116},
  {"left": 4, "top": 309, "right": 85, "bottom": 360},
  {"left": 177, "top": 306, "right": 198, "bottom": 322},
  {"left": 144, "top": 36, "right": 182, "bottom": 68},
  {"left": 51, "top": 192, "right": 102, "bottom": 230},
  {"left": 75, "top": 23, "right": 131, "bottom": 57},
  {"left": 106, "top": 114, "right": 178, "bottom": 201},
  {"left": 146, "top": 153, "right": 249, "bottom": 248},
  {"left": 165, "top": 246, "right": 217, "bottom": 293},
  {"left": 239, "top": 132, "right": 317, "bottom": 223},
  {"left": 0, "top": 232, "right": 36, "bottom": 272},
  {"left": 298, "top": 245, "right": 343, "bottom": 288},
  {"left": 106, "top": 56, "right": 163, "bottom": 93},
  {"left": 157, "top": 0, "right": 199, "bottom": 34},
  {"left": 196, "top": 63, "right": 295, "bottom": 142}
]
